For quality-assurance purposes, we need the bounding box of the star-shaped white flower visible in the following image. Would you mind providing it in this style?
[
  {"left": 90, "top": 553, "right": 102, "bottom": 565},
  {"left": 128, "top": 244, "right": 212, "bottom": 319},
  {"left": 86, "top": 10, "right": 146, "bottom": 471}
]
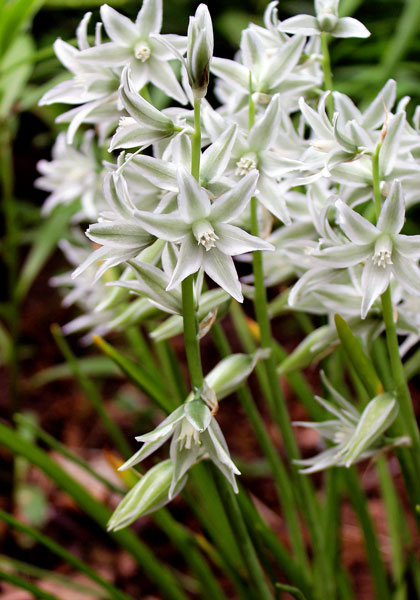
[
  {"left": 78, "top": 0, "right": 187, "bottom": 103},
  {"left": 279, "top": 0, "right": 370, "bottom": 39},
  {"left": 135, "top": 167, "right": 274, "bottom": 302},
  {"left": 118, "top": 397, "right": 240, "bottom": 497},
  {"left": 313, "top": 180, "right": 420, "bottom": 318}
]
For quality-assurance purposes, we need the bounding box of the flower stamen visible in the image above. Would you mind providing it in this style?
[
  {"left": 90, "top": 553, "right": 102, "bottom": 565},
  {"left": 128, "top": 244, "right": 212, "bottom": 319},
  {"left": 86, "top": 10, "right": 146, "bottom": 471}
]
[
  {"left": 134, "top": 41, "right": 151, "bottom": 62},
  {"left": 235, "top": 155, "right": 257, "bottom": 177},
  {"left": 192, "top": 220, "right": 219, "bottom": 251}
]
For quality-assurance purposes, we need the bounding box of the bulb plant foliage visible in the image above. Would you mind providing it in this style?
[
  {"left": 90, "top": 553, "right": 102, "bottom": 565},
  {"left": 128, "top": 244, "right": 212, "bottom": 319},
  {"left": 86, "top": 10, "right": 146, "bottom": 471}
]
[{"left": 38, "top": 0, "right": 420, "bottom": 594}]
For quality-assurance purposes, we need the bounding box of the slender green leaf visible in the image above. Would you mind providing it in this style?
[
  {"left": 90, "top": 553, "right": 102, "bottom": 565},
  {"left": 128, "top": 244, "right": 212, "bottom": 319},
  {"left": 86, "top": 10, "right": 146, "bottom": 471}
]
[
  {"left": 334, "top": 314, "right": 383, "bottom": 398},
  {"left": 0, "top": 567, "right": 59, "bottom": 599},
  {"left": 16, "top": 203, "right": 76, "bottom": 301},
  {"left": 0, "top": 422, "right": 188, "bottom": 600},
  {"left": 93, "top": 335, "right": 176, "bottom": 413},
  {"left": 29, "top": 356, "right": 121, "bottom": 388},
  {"left": 0, "top": 510, "right": 133, "bottom": 600}
]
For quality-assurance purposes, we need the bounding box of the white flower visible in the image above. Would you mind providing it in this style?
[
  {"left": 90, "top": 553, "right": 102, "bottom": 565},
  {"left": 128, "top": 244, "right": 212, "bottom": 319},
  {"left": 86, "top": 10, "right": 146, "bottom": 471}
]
[
  {"left": 36, "top": 132, "right": 103, "bottom": 220},
  {"left": 279, "top": 0, "right": 370, "bottom": 39},
  {"left": 78, "top": 0, "right": 187, "bottom": 103},
  {"left": 313, "top": 181, "right": 420, "bottom": 318},
  {"left": 134, "top": 167, "right": 274, "bottom": 302},
  {"left": 39, "top": 12, "right": 121, "bottom": 143},
  {"left": 294, "top": 373, "right": 399, "bottom": 473},
  {"left": 118, "top": 397, "right": 240, "bottom": 496}
]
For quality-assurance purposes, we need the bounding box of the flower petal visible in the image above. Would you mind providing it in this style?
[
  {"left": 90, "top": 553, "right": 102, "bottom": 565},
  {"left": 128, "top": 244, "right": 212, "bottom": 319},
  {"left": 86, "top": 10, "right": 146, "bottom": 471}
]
[
  {"left": 377, "top": 180, "right": 405, "bottom": 235},
  {"left": 210, "top": 57, "right": 249, "bottom": 92},
  {"left": 176, "top": 166, "right": 211, "bottom": 222},
  {"left": 333, "top": 17, "right": 370, "bottom": 38},
  {"left": 136, "top": 0, "right": 162, "bottom": 36},
  {"left": 78, "top": 42, "right": 130, "bottom": 66},
  {"left": 248, "top": 94, "right": 281, "bottom": 152},
  {"left": 313, "top": 242, "right": 372, "bottom": 267},
  {"left": 257, "top": 175, "right": 291, "bottom": 224},
  {"left": 379, "top": 112, "right": 406, "bottom": 177},
  {"left": 278, "top": 14, "right": 320, "bottom": 35},
  {"left": 167, "top": 234, "right": 203, "bottom": 289},
  {"left": 210, "top": 170, "right": 258, "bottom": 223},
  {"left": 169, "top": 432, "right": 201, "bottom": 498},
  {"left": 100, "top": 5, "right": 138, "bottom": 46},
  {"left": 392, "top": 252, "right": 420, "bottom": 297},
  {"left": 134, "top": 209, "right": 188, "bottom": 241},
  {"left": 200, "top": 123, "right": 237, "bottom": 184},
  {"left": 336, "top": 199, "right": 378, "bottom": 244},
  {"left": 360, "top": 259, "right": 390, "bottom": 318},
  {"left": 147, "top": 56, "right": 187, "bottom": 105},
  {"left": 129, "top": 154, "right": 178, "bottom": 191},
  {"left": 362, "top": 79, "right": 396, "bottom": 129},
  {"left": 393, "top": 234, "right": 420, "bottom": 259},
  {"left": 203, "top": 249, "right": 243, "bottom": 302},
  {"left": 215, "top": 223, "right": 274, "bottom": 255}
]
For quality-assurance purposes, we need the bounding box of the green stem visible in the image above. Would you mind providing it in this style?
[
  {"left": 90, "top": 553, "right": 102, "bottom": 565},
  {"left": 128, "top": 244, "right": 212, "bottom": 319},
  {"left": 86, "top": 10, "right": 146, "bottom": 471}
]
[
  {"left": 248, "top": 72, "right": 255, "bottom": 129},
  {"left": 181, "top": 275, "right": 203, "bottom": 390},
  {"left": 213, "top": 470, "right": 273, "bottom": 600},
  {"left": 211, "top": 323, "right": 309, "bottom": 571},
  {"left": 152, "top": 510, "right": 227, "bottom": 600},
  {"left": 153, "top": 338, "right": 187, "bottom": 403},
  {"left": 191, "top": 98, "right": 201, "bottom": 180},
  {"left": 230, "top": 302, "right": 275, "bottom": 413},
  {"left": 0, "top": 509, "right": 133, "bottom": 600},
  {"left": 249, "top": 198, "right": 331, "bottom": 599},
  {"left": 320, "top": 33, "right": 334, "bottom": 120},
  {"left": 345, "top": 469, "right": 390, "bottom": 600},
  {"left": 376, "top": 459, "right": 406, "bottom": 599},
  {"left": 381, "top": 288, "right": 420, "bottom": 463},
  {"left": 237, "top": 491, "right": 314, "bottom": 600},
  {"left": 372, "top": 143, "right": 382, "bottom": 218},
  {"left": 182, "top": 94, "right": 204, "bottom": 391},
  {"left": 182, "top": 95, "right": 271, "bottom": 597}
]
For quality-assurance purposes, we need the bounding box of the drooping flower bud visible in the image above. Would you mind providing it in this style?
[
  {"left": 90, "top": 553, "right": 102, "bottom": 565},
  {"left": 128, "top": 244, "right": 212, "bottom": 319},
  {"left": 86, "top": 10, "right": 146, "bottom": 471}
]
[
  {"left": 186, "top": 4, "right": 213, "bottom": 99},
  {"left": 107, "top": 459, "right": 187, "bottom": 531}
]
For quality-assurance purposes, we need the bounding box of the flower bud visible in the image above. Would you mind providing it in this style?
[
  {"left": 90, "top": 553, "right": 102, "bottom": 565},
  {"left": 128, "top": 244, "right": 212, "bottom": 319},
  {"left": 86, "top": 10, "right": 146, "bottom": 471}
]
[
  {"left": 315, "top": 0, "right": 339, "bottom": 31},
  {"left": 107, "top": 459, "right": 187, "bottom": 531},
  {"left": 339, "top": 393, "right": 398, "bottom": 467},
  {"left": 205, "top": 349, "right": 270, "bottom": 399},
  {"left": 187, "top": 4, "right": 213, "bottom": 99},
  {"left": 277, "top": 325, "right": 334, "bottom": 374}
]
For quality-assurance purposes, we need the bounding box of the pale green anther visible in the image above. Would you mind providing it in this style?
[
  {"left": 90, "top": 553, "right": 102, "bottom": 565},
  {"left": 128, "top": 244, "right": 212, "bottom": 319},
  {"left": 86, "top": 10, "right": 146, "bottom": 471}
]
[
  {"left": 192, "top": 220, "right": 219, "bottom": 250},
  {"left": 235, "top": 153, "right": 258, "bottom": 177},
  {"left": 134, "top": 40, "right": 151, "bottom": 62},
  {"left": 176, "top": 419, "right": 201, "bottom": 449},
  {"left": 372, "top": 235, "right": 393, "bottom": 268}
]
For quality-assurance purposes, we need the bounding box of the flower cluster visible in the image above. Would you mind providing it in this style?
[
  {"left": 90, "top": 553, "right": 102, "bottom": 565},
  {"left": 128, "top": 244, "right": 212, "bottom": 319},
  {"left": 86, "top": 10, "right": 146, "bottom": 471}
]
[{"left": 38, "top": 0, "right": 420, "bottom": 522}]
